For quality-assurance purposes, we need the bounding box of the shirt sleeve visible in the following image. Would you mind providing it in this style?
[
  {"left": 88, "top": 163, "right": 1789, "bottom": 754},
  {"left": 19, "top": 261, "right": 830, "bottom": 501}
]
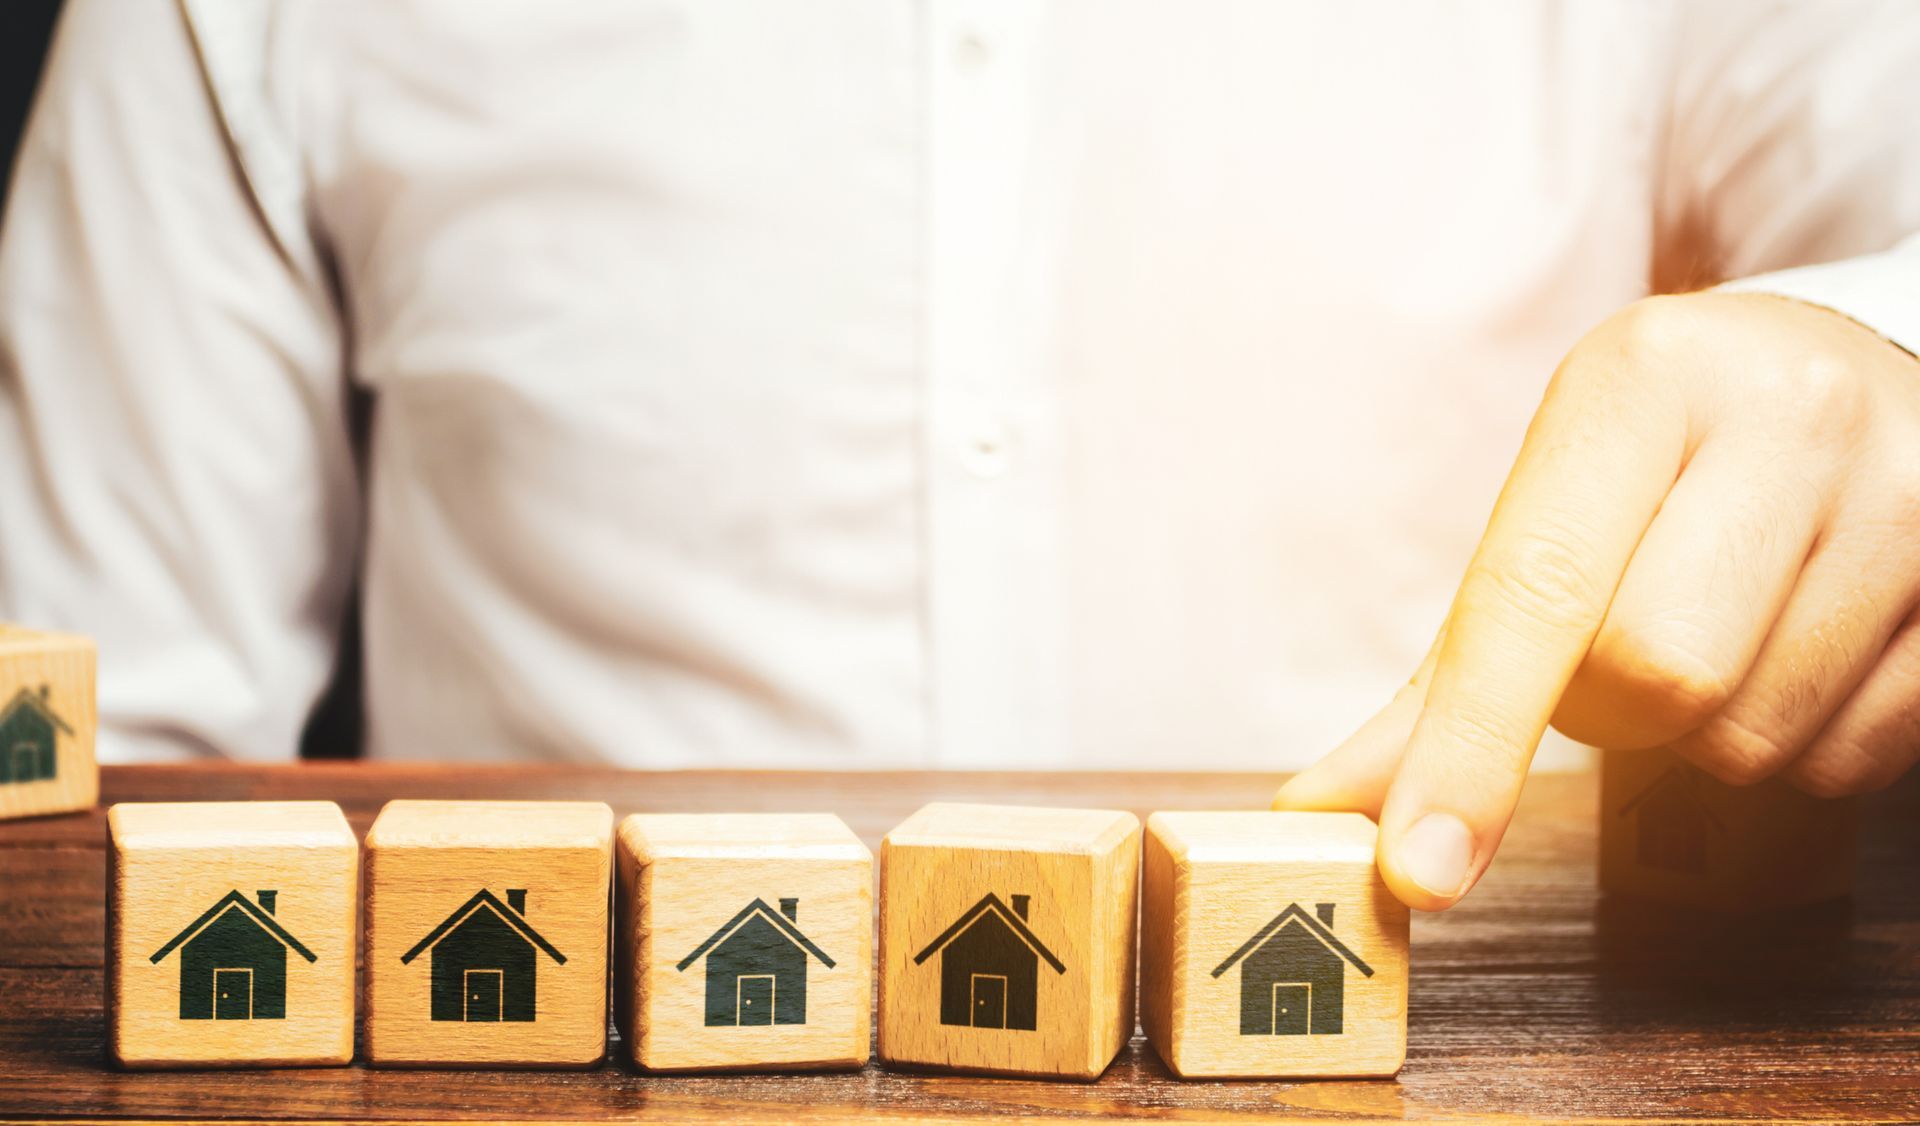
[
  {"left": 1658, "top": 0, "right": 1920, "bottom": 356},
  {"left": 1718, "top": 236, "right": 1920, "bottom": 360},
  {"left": 0, "top": 0, "right": 356, "bottom": 761}
]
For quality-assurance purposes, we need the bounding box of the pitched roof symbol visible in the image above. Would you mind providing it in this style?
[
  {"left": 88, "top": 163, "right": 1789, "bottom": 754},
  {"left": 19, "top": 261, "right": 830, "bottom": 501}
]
[
  {"left": 675, "top": 898, "right": 835, "bottom": 972},
  {"left": 400, "top": 889, "right": 567, "bottom": 965},
  {"left": 0, "top": 685, "right": 73, "bottom": 735},
  {"left": 912, "top": 892, "right": 1067, "bottom": 974},
  {"left": 1617, "top": 766, "right": 1726, "bottom": 829},
  {"left": 149, "top": 890, "right": 317, "bottom": 965},
  {"left": 1210, "top": 902, "right": 1374, "bottom": 979}
]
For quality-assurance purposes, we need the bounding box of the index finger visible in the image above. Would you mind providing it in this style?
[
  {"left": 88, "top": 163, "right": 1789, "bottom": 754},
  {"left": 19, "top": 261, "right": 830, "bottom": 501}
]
[{"left": 1375, "top": 332, "right": 1691, "bottom": 909}]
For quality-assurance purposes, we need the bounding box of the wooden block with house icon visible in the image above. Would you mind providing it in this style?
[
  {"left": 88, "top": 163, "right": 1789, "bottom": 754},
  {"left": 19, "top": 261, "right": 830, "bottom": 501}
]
[
  {"left": 364, "top": 800, "right": 614, "bottom": 1067},
  {"left": 106, "top": 801, "right": 358, "bottom": 1068},
  {"left": 0, "top": 625, "right": 96, "bottom": 822},
  {"left": 877, "top": 802, "right": 1141, "bottom": 1079},
  {"left": 1141, "top": 811, "right": 1408, "bottom": 1078},
  {"left": 1600, "top": 747, "right": 1857, "bottom": 910},
  {"left": 614, "top": 813, "right": 873, "bottom": 1072}
]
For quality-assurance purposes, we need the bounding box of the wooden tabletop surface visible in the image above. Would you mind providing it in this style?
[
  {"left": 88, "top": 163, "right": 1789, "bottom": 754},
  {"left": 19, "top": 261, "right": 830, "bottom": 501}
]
[{"left": 0, "top": 763, "right": 1915, "bottom": 1123}]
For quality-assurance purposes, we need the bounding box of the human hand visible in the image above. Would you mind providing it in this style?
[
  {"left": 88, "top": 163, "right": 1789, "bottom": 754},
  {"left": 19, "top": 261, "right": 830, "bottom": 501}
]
[{"left": 1274, "top": 292, "right": 1920, "bottom": 911}]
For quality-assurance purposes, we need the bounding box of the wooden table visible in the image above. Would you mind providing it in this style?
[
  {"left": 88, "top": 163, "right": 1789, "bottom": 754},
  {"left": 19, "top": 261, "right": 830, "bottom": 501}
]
[{"left": 0, "top": 764, "right": 1915, "bottom": 1123}]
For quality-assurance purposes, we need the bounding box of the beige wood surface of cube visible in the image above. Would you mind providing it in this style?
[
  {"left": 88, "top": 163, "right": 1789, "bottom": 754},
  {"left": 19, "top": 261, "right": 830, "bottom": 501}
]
[
  {"left": 0, "top": 626, "right": 97, "bottom": 822},
  {"left": 877, "top": 802, "right": 1140, "bottom": 1079},
  {"left": 1599, "top": 747, "right": 1857, "bottom": 910},
  {"left": 107, "top": 801, "right": 358, "bottom": 1068},
  {"left": 364, "top": 800, "right": 613, "bottom": 1067},
  {"left": 615, "top": 813, "right": 873, "bottom": 1072},
  {"left": 1141, "top": 811, "right": 1408, "bottom": 1079}
]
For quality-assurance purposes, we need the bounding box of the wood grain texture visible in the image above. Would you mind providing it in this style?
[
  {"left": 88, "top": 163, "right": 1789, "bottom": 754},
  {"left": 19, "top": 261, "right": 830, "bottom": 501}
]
[
  {"left": 105, "top": 802, "right": 356, "bottom": 1068},
  {"left": 1142, "top": 812, "right": 1407, "bottom": 1078},
  {"left": 1, "top": 764, "right": 1917, "bottom": 1121},
  {"left": 363, "top": 800, "right": 613, "bottom": 1067},
  {"left": 617, "top": 813, "right": 872, "bottom": 1072},
  {"left": 1600, "top": 748, "right": 1857, "bottom": 909},
  {"left": 0, "top": 626, "right": 97, "bottom": 821},
  {"left": 877, "top": 803, "right": 1140, "bottom": 1079}
]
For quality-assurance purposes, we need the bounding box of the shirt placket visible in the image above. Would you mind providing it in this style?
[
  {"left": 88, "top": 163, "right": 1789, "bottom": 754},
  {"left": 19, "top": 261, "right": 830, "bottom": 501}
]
[{"left": 921, "top": 0, "right": 1069, "bottom": 766}]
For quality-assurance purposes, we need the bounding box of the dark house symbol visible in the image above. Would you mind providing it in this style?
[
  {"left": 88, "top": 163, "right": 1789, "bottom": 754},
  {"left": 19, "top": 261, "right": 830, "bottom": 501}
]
[
  {"left": 676, "top": 896, "right": 835, "bottom": 1027},
  {"left": 149, "top": 890, "right": 316, "bottom": 1020},
  {"left": 401, "top": 889, "right": 566, "bottom": 1022},
  {"left": 0, "top": 685, "right": 69, "bottom": 784},
  {"left": 1211, "top": 902, "right": 1372, "bottom": 1036},
  {"left": 912, "top": 893, "right": 1066, "bottom": 1031},
  {"left": 1618, "top": 766, "right": 1724, "bottom": 873}
]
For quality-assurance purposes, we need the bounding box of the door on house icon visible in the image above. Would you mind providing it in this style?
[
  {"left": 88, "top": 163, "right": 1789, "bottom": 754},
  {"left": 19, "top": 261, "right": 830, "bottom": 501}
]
[
  {"left": 464, "top": 969, "right": 504, "bottom": 1022},
  {"left": 1271, "top": 983, "right": 1310, "bottom": 1036},
  {"left": 970, "top": 973, "right": 1008, "bottom": 1028},
  {"left": 737, "top": 974, "right": 775, "bottom": 1026},
  {"left": 213, "top": 968, "right": 252, "bottom": 1020},
  {"left": 9, "top": 743, "right": 36, "bottom": 783}
]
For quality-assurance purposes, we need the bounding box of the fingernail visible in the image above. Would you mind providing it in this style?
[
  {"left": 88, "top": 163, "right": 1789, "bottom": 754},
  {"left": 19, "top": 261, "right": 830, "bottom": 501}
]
[{"left": 1398, "top": 812, "right": 1475, "bottom": 899}]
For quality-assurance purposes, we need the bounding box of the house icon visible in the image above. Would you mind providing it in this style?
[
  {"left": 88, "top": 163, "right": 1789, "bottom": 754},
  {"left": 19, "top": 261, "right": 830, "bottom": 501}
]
[
  {"left": 1617, "top": 766, "right": 1723, "bottom": 873},
  {"left": 149, "top": 889, "right": 316, "bottom": 1020},
  {"left": 676, "top": 896, "right": 835, "bottom": 1027},
  {"left": 1211, "top": 902, "right": 1372, "bottom": 1036},
  {"left": 0, "top": 685, "right": 69, "bottom": 785},
  {"left": 912, "top": 892, "right": 1065, "bottom": 1031},
  {"left": 401, "top": 889, "right": 566, "bottom": 1022}
]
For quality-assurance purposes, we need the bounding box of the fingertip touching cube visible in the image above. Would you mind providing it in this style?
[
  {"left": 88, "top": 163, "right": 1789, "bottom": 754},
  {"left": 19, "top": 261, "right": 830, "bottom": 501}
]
[
  {"left": 107, "top": 801, "right": 358, "bottom": 1068},
  {"left": 1141, "top": 811, "right": 1408, "bottom": 1079},
  {"left": 363, "top": 800, "right": 614, "bottom": 1067},
  {"left": 877, "top": 802, "right": 1141, "bottom": 1079}
]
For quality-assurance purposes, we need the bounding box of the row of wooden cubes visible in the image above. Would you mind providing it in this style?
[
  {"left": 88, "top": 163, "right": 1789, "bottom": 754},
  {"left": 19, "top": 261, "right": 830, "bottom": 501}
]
[{"left": 107, "top": 800, "right": 1410, "bottom": 1078}]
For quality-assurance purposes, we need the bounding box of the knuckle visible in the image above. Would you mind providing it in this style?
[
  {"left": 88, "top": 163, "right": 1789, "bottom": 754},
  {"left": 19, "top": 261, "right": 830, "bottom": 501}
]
[
  {"left": 1775, "top": 349, "right": 1871, "bottom": 448},
  {"left": 1801, "top": 708, "right": 1920, "bottom": 797},
  {"left": 1465, "top": 530, "right": 1606, "bottom": 635},
  {"left": 1850, "top": 755, "right": 1912, "bottom": 795},
  {"left": 1431, "top": 699, "right": 1533, "bottom": 776},
  {"left": 1684, "top": 713, "right": 1793, "bottom": 786},
  {"left": 1787, "top": 753, "right": 1872, "bottom": 799},
  {"left": 1873, "top": 452, "right": 1920, "bottom": 528},
  {"left": 1608, "top": 295, "right": 1699, "bottom": 367},
  {"left": 1594, "top": 632, "right": 1735, "bottom": 735}
]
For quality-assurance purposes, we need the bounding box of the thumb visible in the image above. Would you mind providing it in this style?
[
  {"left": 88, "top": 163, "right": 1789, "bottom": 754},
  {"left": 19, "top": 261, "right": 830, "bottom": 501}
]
[{"left": 1273, "top": 630, "right": 1443, "bottom": 818}]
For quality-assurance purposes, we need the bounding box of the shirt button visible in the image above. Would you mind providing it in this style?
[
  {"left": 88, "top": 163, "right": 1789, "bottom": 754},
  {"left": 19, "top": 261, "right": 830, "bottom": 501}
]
[
  {"left": 960, "top": 417, "right": 1015, "bottom": 479},
  {"left": 952, "top": 30, "right": 991, "bottom": 72}
]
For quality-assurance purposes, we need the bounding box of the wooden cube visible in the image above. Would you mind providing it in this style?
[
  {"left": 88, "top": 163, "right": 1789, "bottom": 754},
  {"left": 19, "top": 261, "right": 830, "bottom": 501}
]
[
  {"left": 614, "top": 813, "right": 873, "bottom": 1072},
  {"left": 1600, "top": 747, "right": 1856, "bottom": 910},
  {"left": 106, "top": 801, "right": 357, "bottom": 1068},
  {"left": 0, "top": 626, "right": 96, "bottom": 821},
  {"left": 877, "top": 802, "right": 1140, "bottom": 1079},
  {"left": 1141, "top": 811, "right": 1408, "bottom": 1079},
  {"left": 364, "top": 800, "right": 614, "bottom": 1067}
]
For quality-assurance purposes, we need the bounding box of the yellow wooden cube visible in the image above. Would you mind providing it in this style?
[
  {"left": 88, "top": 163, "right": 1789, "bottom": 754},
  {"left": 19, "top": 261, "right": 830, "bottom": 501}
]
[
  {"left": 614, "top": 813, "right": 872, "bottom": 1072},
  {"left": 0, "top": 625, "right": 96, "bottom": 822},
  {"left": 877, "top": 802, "right": 1140, "bottom": 1079},
  {"left": 1141, "top": 811, "right": 1408, "bottom": 1079},
  {"left": 364, "top": 800, "right": 614, "bottom": 1067},
  {"left": 1600, "top": 747, "right": 1856, "bottom": 910},
  {"left": 107, "top": 801, "right": 357, "bottom": 1068}
]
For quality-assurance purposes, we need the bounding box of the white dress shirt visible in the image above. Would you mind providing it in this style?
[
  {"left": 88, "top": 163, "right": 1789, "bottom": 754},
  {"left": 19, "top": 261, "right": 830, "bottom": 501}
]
[{"left": 2, "top": 1, "right": 1917, "bottom": 769}]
